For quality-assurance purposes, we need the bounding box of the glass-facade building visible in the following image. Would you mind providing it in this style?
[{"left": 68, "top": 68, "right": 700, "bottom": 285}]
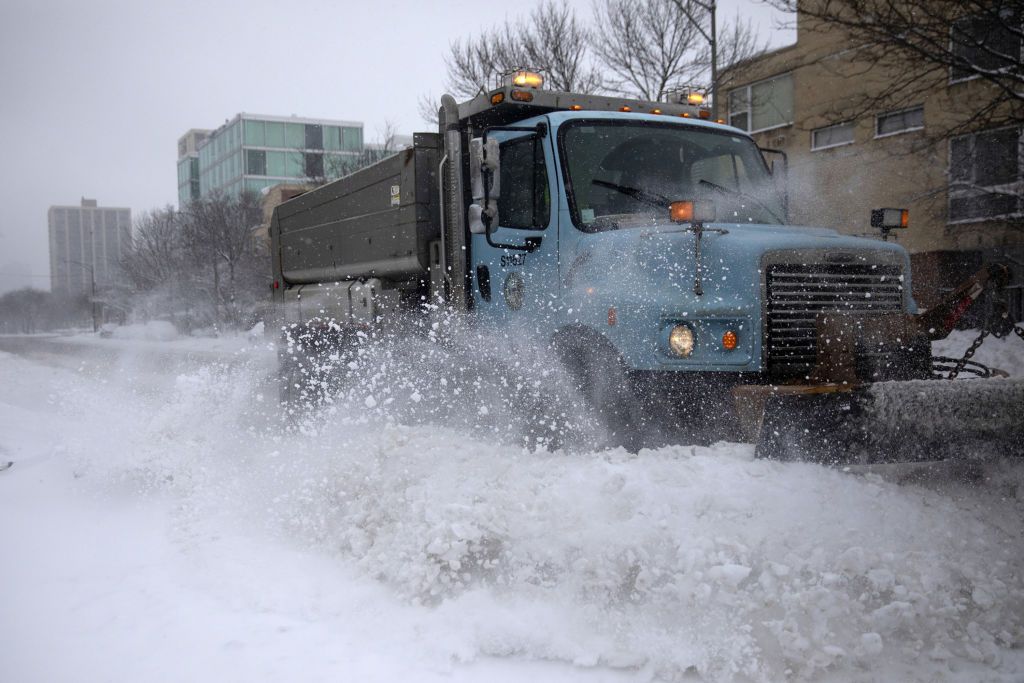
[
  {"left": 177, "top": 129, "right": 210, "bottom": 206},
  {"left": 177, "top": 114, "right": 363, "bottom": 205}
]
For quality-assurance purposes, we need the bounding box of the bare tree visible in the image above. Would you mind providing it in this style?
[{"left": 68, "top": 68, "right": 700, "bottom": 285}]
[
  {"left": 591, "top": 0, "right": 704, "bottom": 101},
  {"left": 422, "top": 0, "right": 601, "bottom": 124},
  {"left": 522, "top": 0, "right": 604, "bottom": 92},
  {"left": 183, "top": 192, "right": 265, "bottom": 327},
  {"left": 120, "top": 206, "right": 186, "bottom": 292}
]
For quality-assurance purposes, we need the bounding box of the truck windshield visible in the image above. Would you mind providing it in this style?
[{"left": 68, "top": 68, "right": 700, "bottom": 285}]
[{"left": 560, "top": 120, "right": 785, "bottom": 231}]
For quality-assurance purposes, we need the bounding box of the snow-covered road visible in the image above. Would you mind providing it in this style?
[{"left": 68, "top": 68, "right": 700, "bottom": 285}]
[{"left": 1, "top": 333, "right": 1023, "bottom": 682}]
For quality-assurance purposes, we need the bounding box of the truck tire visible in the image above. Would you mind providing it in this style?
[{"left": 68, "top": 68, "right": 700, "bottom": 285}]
[{"left": 555, "top": 333, "right": 643, "bottom": 452}]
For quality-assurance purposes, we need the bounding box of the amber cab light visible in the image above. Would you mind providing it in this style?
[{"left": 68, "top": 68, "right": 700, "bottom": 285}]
[
  {"left": 491, "top": 92, "right": 505, "bottom": 105},
  {"left": 722, "top": 330, "right": 738, "bottom": 351},
  {"left": 510, "top": 89, "right": 534, "bottom": 102},
  {"left": 670, "top": 201, "right": 695, "bottom": 222},
  {"left": 670, "top": 200, "right": 716, "bottom": 223}
]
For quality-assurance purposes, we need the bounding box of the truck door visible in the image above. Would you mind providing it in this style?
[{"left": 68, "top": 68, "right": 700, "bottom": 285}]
[{"left": 470, "top": 127, "right": 559, "bottom": 332}]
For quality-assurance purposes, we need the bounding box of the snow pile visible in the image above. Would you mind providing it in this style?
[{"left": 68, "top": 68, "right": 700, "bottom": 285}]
[
  {"left": 41, "top": 349, "right": 1024, "bottom": 682},
  {"left": 3, "top": 326, "right": 1024, "bottom": 682},
  {"left": 109, "top": 320, "right": 180, "bottom": 341}
]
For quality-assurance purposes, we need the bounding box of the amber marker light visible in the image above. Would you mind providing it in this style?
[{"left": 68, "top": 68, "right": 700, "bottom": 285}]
[
  {"left": 722, "top": 330, "right": 738, "bottom": 351},
  {"left": 510, "top": 89, "right": 534, "bottom": 102},
  {"left": 511, "top": 71, "right": 544, "bottom": 88},
  {"left": 651, "top": 108, "right": 663, "bottom": 115},
  {"left": 698, "top": 109, "right": 711, "bottom": 119},
  {"left": 569, "top": 104, "right": 582, "bottom": 111},
  {"left": 680, "top": 112, "right": 691, "bottom": 118},
  {"left": 608, "top": 307, "right": 617, "bottom": 326},
  {"left": 670, "top": 200, "right": 695, "bottom": 223},
  {"left": 620, "top": 105, "right": 632, "bottom": 112},
  {"left": 900, "top": 209, "right": 909, "bottom": 228}
]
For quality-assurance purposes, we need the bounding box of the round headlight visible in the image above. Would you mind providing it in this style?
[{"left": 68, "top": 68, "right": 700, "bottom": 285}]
[{"left": 668, "top": 324, "right": 695, "bottom": 357}]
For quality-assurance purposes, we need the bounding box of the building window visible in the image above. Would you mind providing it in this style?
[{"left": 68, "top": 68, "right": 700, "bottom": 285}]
[
  {"left": 305, "top": 124, "right": 323, "bottom": 150},
  {"left": 304, "top": 152, "right": 324, "bottom": 178},
  {"left": 948, "top": 126, "right": 1022, "bottom": 222},
  {"left": 727, "top": 73, "right": 793, "bottom": 133},
  {"left": 811, "top": 121, "right": 855, "bottom": 150},
  {"left": 876, "top": 106, "right": 924, "bottom": 138},
  {"left": 950, "top": 10, "right": 1021, "bottom": 82},
  {"left": 246, "top": 149, "right": 267, "bottom": 176}
]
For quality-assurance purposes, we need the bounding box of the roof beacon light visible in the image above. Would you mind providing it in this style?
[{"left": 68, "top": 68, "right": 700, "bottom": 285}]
[
  {"left": 687, "top": 92, "right": 705, "bottom": 105},
  {"left": 511, "top": 71, "right": 544, "bottom": 89}
]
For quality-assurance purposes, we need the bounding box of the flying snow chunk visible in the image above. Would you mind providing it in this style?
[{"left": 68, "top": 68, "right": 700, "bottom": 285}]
[
  {"left": 364, "top": 395, "right": 377, "bottom": 409},
  {"left": 861, "top": 632, "right": 884, "bottom": 655}
]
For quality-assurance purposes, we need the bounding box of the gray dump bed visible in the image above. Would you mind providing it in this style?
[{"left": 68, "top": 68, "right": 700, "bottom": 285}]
[{"left": 271, "top": 132, "right": 441, "bottom": 286}]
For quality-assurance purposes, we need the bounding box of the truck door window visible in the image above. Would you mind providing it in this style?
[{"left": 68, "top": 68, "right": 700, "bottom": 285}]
[{"left": 498, "top": 136, "right": 550, "bottom": 229}]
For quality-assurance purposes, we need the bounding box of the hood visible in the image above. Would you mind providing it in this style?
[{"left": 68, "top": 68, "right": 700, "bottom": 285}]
[{"left": 568, "top": 221, "right": 914, "bottom": 312}]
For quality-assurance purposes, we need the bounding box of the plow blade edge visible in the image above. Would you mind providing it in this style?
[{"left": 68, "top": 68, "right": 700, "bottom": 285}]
[{"left": 738, "top": 379, "right": 1024, "bottom": 464}]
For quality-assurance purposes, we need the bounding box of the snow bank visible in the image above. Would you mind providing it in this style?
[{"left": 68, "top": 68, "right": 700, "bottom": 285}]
[
  {"left": 2, "top": 343, "right": 1017, "bottom": 683},
  {"left": 110, "top": 320, "right": 180, "bottom": 341}
]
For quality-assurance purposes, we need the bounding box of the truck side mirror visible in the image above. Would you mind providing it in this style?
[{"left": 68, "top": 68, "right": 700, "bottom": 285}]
[
  {"left": 469, "top": 137, "right": 501, "bottom": 201},
  {"left": 469, "top": 137, "right": 501, "bottom": 234}
]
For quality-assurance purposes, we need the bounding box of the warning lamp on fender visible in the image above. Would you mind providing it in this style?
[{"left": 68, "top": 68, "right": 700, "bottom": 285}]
[
  {"left": 870, "top": 207, "right": 909, "bottom": 240},
  {"left": 670, "top": 200, "right": 716, "bottom": 224}
]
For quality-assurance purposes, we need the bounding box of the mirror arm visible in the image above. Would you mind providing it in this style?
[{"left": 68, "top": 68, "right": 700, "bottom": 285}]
[{"left": 481, "top": 122, "right": 548, "bottom": 145}]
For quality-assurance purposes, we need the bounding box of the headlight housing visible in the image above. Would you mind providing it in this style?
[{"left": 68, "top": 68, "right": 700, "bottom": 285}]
[{"left": 668, "top": 324, "right": 695, "bottom": 357}]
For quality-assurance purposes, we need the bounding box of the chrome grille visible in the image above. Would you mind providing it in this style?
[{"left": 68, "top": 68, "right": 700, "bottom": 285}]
[{"left": 766, "top": 263, "right": 905, "bottom": 374}]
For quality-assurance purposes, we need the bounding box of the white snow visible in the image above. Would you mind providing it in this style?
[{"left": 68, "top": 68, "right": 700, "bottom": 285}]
[{"left": 1, "top": 332, "right": 1023, "bottom": 682}]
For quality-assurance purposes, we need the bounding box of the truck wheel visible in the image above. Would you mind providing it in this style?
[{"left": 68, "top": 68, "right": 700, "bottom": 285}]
[{"left": 556, "top": 337, "right": 643, "bottom": 452}]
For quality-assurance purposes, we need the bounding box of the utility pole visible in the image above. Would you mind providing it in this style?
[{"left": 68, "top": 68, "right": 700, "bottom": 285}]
[
  {"left": 63, "top": 257, "right": 99, "bottom": 332},
  {"left": 672, "top": 0, "right": 719, "bottom": 118}
]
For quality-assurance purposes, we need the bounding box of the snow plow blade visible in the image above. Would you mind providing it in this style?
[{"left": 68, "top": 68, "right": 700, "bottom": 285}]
[{"left": 735, "top": 380, "right": 1024, "bottom": 464}]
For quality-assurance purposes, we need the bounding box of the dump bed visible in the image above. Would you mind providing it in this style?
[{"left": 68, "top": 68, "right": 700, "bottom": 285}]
[{"left": 272, "top": 132, "right": 440, "bottom": 286}]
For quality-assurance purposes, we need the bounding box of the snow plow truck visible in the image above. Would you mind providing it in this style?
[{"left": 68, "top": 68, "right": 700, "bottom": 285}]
[{"left": 269, "top": 71, "right": 1024, "bottom": 464}]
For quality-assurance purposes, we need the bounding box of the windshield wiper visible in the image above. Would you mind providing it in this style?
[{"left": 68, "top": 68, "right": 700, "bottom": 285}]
[
  {"left": 698, "top": 179, "right": 785, "bottom": 225},
  {"left": 592, "top": 178, "right": 669, "bottom": 209}
]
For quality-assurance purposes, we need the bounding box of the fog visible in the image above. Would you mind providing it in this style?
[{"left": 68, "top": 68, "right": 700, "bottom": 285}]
[{"left": 0, "top": 0, "right": 792, "bottom": 294}]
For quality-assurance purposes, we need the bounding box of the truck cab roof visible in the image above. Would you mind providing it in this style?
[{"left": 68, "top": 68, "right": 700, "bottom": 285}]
[{"left": 456, "top": 82, "right": 726, "bottom": 132}]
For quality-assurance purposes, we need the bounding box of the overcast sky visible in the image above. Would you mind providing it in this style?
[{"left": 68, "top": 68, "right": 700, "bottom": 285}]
[{"left": 0, "top": 0, "right": 793, "bottom": 293}]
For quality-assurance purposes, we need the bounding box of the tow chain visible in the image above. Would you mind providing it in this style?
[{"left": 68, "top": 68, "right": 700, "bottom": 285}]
[
  {"left": 944, "top": 328, "right": 990, "bottom": 380},
  {"left": 944, "top": 321, "right": 1024, "bottom": 380}
]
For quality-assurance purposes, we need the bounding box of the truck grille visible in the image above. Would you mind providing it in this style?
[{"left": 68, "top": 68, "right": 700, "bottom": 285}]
[{"left": 766, "top": 263, "right": 905, "bottom": 375}]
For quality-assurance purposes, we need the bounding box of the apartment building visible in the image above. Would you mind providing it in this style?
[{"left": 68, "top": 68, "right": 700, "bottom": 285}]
[
  {"left": 721, "top": 4, "right": 1023, "bottom": 312},
  {"left": 48, "top": 198, "right": 131, "bottom": 297}
]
